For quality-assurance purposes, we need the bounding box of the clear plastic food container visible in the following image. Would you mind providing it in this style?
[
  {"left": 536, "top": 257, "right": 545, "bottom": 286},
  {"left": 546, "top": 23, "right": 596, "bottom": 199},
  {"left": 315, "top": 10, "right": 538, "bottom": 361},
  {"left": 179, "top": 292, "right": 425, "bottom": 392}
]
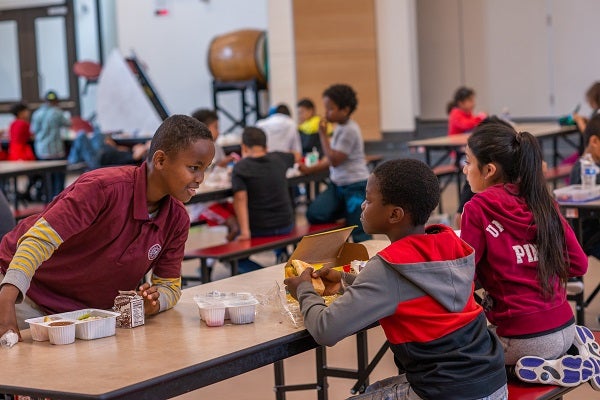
[{"left": 194, "top": 292, "right": 259, "bottom": 326}]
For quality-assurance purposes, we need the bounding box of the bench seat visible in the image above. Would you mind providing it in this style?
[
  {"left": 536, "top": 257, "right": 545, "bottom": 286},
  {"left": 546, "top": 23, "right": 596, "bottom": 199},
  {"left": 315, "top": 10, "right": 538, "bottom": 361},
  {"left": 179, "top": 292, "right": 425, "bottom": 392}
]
[{"left": 182, "top": 222, "right": 346, "bottom": 284}]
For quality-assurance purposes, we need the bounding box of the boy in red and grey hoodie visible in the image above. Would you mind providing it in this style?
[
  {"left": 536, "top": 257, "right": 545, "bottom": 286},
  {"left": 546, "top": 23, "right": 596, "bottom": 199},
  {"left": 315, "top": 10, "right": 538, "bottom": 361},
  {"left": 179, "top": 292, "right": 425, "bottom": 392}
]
[{"left": 285, "top": 159, "right": 506, "bottom": 400}]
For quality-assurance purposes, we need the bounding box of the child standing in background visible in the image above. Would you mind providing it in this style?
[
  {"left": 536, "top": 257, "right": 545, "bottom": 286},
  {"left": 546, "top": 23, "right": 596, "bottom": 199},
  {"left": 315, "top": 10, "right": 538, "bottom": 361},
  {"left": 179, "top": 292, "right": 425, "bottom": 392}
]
[
  {"left": 447, "top": 86, "right": 486, "bottom": 135},
  {"left": 7, "top": 103, "right": 35, "bottom": 161},
  {"left": 460, "top": 121, "right": 600, "bottom": 389},
  {"left": 299, "top": 84, "right": 370, "bottom": 243}
]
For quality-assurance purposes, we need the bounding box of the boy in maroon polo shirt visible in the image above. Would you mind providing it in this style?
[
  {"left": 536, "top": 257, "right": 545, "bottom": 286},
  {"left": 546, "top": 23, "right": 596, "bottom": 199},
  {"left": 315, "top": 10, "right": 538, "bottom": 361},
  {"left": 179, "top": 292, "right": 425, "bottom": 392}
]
[{"left": 0, "top": 115, "right": 215, "bottom": 340}]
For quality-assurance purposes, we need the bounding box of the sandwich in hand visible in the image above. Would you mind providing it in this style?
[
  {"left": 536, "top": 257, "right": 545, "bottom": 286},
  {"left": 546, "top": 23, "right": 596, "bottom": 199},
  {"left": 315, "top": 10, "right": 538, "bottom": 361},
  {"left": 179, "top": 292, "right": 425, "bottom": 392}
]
[{"left": 289, "top": 259, "right": 325, "bottom": 296}]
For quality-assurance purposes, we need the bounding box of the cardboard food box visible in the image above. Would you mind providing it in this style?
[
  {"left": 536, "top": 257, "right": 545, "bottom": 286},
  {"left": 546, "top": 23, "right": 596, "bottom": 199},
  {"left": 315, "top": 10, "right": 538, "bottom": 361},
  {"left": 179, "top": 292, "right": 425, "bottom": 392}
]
[
  {"left": 113, "top": 291, "right": 145, "bottom": 328},
  {"left": 285, "top": 226, "right": 369, "bottom": 274}
]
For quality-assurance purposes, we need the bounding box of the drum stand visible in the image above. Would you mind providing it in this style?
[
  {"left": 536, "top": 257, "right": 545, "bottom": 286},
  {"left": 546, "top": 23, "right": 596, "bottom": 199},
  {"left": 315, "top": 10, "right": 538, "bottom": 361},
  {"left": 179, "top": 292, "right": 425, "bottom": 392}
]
[{"left": 212, "top": 78, "right": 267, "bottom": 134}]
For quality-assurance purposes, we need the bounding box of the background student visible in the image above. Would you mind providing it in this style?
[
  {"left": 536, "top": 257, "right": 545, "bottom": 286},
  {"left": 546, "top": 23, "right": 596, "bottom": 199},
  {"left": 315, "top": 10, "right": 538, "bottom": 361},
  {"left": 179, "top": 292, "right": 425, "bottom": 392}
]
[
  {"left": 255, "top": 103, "right": 302, "bottom": 161},
  {"left": 299, "top": 84, "right": 370, "bottom": 242},
  {"left": 573, "top": 81, "right": 600, "bottom": 134},
  {"left": 447, "top": 86, "right": 487, "bottom": 136},
  {"left": 569, "top": 114, "right": 600, "bottom": 260},
  {"left": 460, "top": 121, "right": 599, "bottom": 389},
  {"left": 297, "top": 98, "right": 332, "bottom": 156},
  {"left": 231, "top": 127, "right": 295, "bottom": 272},
  {"left": 285, "top": 159, "right": 507, "bottom": 400},
  {"left": 30, "top": 90, "right": 71, "bottom": 199},
  {"left": 0, "top": 115, "right": 215, "bottom": 339},
  {"left": 7, "top": 103, "right": 35, "bottom": 162},
  {"left": 189, "top": 108, "right": 240, "bottom": 240}
]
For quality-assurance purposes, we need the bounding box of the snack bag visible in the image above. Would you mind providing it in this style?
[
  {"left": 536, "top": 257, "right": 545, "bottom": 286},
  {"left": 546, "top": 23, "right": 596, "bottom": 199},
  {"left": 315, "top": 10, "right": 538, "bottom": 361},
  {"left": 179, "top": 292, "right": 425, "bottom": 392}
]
[{"left": 113, "top": 290, "right": 145, "bottom": 328}]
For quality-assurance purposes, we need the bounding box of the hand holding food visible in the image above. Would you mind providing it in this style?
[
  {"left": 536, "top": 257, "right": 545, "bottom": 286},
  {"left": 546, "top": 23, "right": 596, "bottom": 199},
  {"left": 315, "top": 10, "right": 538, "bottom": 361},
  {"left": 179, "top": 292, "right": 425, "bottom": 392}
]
[{"left": 312, "top": 266, "right": 343, "bottom": 296}]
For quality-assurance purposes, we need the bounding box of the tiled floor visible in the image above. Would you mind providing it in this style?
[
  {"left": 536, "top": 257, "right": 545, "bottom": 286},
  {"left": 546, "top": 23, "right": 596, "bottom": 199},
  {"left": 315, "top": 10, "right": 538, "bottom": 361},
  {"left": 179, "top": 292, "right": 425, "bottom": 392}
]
[{"left": 177, "top": 182, "right": 600, "bottom": 400}]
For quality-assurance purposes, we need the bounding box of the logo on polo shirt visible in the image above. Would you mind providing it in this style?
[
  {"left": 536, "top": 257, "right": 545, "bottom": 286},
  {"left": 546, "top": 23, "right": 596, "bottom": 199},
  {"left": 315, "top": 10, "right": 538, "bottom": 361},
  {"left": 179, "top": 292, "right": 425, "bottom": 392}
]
[{"left": 148, "top": 244, "right": 162, "bottom": 261}]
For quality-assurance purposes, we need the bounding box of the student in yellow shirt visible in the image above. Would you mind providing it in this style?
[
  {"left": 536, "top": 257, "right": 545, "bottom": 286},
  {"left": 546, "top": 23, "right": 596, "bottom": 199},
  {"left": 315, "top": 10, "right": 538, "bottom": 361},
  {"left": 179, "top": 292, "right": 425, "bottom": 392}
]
[{"left": 297, "top": 98, "right": 332, "bottom": 156}]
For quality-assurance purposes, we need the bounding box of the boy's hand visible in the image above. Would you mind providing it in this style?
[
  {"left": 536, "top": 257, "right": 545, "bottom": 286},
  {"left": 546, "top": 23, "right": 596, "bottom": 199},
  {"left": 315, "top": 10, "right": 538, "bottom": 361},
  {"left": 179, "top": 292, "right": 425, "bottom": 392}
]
[
  {"left": 0, "top": 285, "right": 22, "bottom": 341},
  {"left": 313, "top": 267, "right": 343, "bottom": 296},
  {"left": 284, "top": 267, "right": 313, "bottom": 300},
  {"left": 318, "top": 117, "right": 328, "bottom": 137},
  {"left": 138, "top": 283, "right": 160, "bottom": 316}
]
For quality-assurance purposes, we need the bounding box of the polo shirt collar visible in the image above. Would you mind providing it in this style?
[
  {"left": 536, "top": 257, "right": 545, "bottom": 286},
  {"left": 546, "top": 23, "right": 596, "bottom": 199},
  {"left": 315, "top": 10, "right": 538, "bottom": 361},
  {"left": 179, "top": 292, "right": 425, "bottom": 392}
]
[{"left": 133, "top": 162, "right": 171, "bottom": 229}]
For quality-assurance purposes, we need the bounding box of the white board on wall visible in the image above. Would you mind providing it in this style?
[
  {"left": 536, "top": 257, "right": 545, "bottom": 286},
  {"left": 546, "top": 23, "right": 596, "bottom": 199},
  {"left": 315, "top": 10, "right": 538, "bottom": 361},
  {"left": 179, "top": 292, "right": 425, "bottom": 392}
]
[{"left": 96, "top": 49, "right": 161, "bottom": 135}]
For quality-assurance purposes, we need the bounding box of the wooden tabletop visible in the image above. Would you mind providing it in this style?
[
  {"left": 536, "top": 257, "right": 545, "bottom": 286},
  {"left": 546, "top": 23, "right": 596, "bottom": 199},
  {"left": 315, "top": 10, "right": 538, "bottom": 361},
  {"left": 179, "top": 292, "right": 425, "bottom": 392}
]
[
  {"left": 407, "top": 122, "right": 578, "bottom": 149},
  {"left": 0, "top": 240, "right": 389, "bottom": 399},
  {"left": 0, "top": 160, "right": 69, "bottom": 178}
]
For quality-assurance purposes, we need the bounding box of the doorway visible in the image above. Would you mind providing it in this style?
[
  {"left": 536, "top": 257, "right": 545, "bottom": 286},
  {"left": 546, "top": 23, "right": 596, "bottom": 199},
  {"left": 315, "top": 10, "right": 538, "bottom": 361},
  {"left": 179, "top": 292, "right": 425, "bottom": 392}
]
[{"left": 0, "top": 2, "right": 79, "bottom": 119}]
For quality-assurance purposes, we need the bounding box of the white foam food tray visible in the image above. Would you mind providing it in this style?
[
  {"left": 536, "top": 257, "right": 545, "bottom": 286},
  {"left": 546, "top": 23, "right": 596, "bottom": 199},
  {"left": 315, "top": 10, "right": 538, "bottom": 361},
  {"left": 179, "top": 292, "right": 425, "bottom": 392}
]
[{"left": 26, "top": 308, "right": 120, "bottom": 341}]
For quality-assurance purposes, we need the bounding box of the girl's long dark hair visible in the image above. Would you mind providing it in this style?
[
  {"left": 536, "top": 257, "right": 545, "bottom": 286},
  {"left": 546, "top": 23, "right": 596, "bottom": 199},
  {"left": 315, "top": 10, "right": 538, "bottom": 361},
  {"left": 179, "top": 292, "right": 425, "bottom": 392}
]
[{"left": 468, "top": 120, "right": 568, "bottom": 297}]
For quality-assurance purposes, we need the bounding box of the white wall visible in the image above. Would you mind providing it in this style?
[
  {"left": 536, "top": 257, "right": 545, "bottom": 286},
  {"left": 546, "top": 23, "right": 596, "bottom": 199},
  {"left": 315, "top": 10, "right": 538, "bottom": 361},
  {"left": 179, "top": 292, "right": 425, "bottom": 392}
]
[
  {"left": 115, "top": 0, "right": 267, "bottom": 132},
  {"left": 417, "top": 0, "right": 600, "bottom": 120},
  {"left": 375, "top": 0, "right": 419, "bottom": 133},
  {"left": 266, "top": 0, "right": 296, "bottom": 119}
]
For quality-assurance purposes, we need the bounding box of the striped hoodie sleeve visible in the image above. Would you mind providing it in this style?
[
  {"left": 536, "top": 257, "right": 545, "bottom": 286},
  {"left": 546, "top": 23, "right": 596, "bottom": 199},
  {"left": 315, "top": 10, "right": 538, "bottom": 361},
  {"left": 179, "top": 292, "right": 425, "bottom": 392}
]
[
  {"left": 1, "top": 217, "right": 63, "bottom": 301},
  {"left": 151, "top": 273, "right": 181, "bottom": 312}
]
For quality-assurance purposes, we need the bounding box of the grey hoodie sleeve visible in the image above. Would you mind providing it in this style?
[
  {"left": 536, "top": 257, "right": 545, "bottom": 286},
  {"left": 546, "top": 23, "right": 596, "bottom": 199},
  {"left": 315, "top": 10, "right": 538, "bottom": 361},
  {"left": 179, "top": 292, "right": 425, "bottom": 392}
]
[{"left": 296, "top": 257, "right": 402, "bottom": 347}]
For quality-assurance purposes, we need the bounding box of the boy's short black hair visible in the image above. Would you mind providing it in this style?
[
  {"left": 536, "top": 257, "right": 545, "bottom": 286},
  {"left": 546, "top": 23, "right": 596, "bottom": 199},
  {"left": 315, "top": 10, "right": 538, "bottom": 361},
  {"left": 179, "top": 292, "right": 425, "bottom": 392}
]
[
  {"left": 191, "top": 108, "right": 218, "bottom": 125},
  {"left": 147, "top": 115, "right": 213, "bottom": 161},
  {"left": 323, "top": 84, "right": 358, "bottom": 114},
  {"left": 242, "top": 127, "right": 267, "bottom": 148},
  {"left": 297, "top": 98, "right": 315, "bottom": 109},
  {"left": 10, "top": 102, "right": 28, "bottom": 117},
  {"left": 372, "top": 159, "right": 440, "bottom": 226},
  {"left": 274, "top": 104, "right": 291, "bottom": 116}
]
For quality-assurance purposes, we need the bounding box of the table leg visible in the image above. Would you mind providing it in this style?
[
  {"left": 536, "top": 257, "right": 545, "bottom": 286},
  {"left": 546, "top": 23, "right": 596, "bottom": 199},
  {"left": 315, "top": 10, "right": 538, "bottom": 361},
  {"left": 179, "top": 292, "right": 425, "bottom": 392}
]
[
  {"left": 273, "top": 360, "right": 287, "bottom": 400},
  {"left": 316, "top": 346, "right": 329, "bottom": 400},
  {"left": 200, "top": 258, "right": 210, "bottom": 284}
]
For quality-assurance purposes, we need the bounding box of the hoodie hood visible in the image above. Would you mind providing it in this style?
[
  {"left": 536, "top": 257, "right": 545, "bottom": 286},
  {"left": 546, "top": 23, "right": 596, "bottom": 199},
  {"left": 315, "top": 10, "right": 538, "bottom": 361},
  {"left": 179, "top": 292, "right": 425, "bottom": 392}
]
[{"left": 377, "top": 224, "right": 475, "bottom": 312}]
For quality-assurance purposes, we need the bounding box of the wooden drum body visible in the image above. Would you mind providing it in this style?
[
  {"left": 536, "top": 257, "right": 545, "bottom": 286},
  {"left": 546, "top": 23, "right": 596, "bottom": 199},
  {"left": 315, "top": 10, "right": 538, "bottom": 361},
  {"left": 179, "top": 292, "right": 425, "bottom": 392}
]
[{"left": 207, "top": 29, "right": 268, "bottom": 83}]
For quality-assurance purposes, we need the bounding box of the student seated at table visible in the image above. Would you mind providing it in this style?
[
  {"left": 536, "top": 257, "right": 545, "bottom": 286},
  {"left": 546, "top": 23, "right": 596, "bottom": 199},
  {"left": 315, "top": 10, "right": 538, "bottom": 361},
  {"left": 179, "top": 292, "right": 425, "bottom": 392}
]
[
  {"left": 460, "top": 121, "right": 600, "bottom": 390},
  {"left": 256, "top": 103, "right": 302, "bottom": 161},
  {"left": 0, "top": 115, "right": 215, "bottom": 339},
  {"left": 285, "top": 159, "right": 507, "bottom": 400},
  {"left": 189, "top": 108, "right": 240, "bottom": 241},
  {"left": 447, "top": 86, "right": 487, "bottom": 136},
  {"left": 7, "top": 102, "right": 35, "bottom": 162},
  {"left": 569, "top": 114, "right": 600, "bottom": 260},
  {"left": 31, "top": 90, "right": 71, "bottom": 199},
  {"left": 232, "top": 127, "right": 295, "bottom": 273},
  {"left": 299, "top": 84, "right": 370, "bottom": 243},
  {"left": 297, "top": 98, "right": 332, "bottom": 156},
  {"left": 573, "top": 81, "right": 600, "bottom": 134},
  {"left": 68, "top": 123, "right": 150, "bottom": 170}
]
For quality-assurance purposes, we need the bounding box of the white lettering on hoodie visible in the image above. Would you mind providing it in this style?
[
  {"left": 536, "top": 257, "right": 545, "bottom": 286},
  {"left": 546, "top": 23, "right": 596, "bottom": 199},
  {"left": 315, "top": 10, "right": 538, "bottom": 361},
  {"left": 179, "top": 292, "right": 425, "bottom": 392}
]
[
  {"left": 512, "top": 244, "right": 539, "bottom": 264},
  {"left": 485, "top": 220, "right": 505, "bottom": 238}
]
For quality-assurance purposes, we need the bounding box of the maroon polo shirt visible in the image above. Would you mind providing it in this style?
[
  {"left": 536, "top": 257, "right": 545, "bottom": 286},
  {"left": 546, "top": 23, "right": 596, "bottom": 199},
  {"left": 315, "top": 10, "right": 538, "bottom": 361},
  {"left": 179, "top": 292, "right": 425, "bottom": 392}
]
[{"left": 0, "top": 162, "right": 190, "bottom": 313}]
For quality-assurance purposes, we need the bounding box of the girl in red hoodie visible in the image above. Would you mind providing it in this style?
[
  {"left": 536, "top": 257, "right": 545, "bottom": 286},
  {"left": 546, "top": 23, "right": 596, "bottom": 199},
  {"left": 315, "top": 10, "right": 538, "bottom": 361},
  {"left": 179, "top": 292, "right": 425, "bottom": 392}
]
[
  {"left": 7, "top": 103, "right": 35, "bottom": 161},
  {"left": 460, "top": 119, "right": 600, "bottom": 390},
  {"left": 447, "top": 86, "right": 486, "bottom": 135}
]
